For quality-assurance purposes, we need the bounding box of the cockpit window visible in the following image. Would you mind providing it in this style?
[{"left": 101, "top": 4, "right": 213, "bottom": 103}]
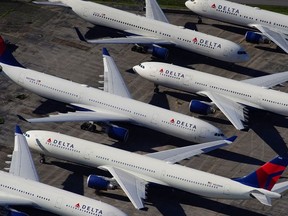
[
  {"left": 214, "top": 133, "right": 224, "bottom": 137},
  {"left": 139, "top": 64, "right": 145, "bottom": 69},
  {"left": 237, "top": 51, "right": 247, "bottom": 55}
]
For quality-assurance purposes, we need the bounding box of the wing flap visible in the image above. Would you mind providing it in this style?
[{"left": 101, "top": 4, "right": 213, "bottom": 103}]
[
  {"left": 242, "top": 71, "right": 288, "bottom": 88},
  {"left": 145, "top": 0, "right": 169, "bottom": 23},
  {"left": 201, "top": 91, "right": 246, "bottom": 130},
  {"left": 101, "top": 166, "right": 145, "bottom": 209},
  {"left": 102, "top": 48, "right": 131, "bottom": 98},
  {"left": 9, "top": 126, "right": 39, "bottom": 181},
  {"left": 252, "top": 24, "right": 288, "bottom": 53},
  {"left": 147, "top": 136, "right": 236, "bottom": 163}
]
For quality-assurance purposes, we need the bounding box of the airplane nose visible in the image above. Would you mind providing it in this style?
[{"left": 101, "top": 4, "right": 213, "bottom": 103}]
[{"left": 132, "top": 65, "right": 138, "bottom": 73}]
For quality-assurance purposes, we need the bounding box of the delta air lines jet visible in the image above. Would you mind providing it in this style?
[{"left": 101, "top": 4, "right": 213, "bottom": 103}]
[
  {"left": 33, "top": 0, "right": 249, "bottom": 63},
  {"left": 185, "top": 0, "right": 288, "bottom": 53},
  {"left": 0, "top": 37, "right": 224, "bottom": 143},
  {"left": 133, "top": 62, "right": 288, "bottom": 130},
  {"left": 25, "top": 130, "right": 288, "bottom": 209},
  {"left": 0, "top": 126, "right": 127, "bottom": 216}
]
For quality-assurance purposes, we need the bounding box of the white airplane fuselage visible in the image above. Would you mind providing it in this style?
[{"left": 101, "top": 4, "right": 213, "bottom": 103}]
[
  {"left": 133, "top": 62, "right": 288, "bottom": 116},
  {"left": 0, "top": 171, "right": 125, "bottom": 216},
  {"left": 1, "top": 63, "right": 224, "bottom": 143},
  {"left": 26, "top": 130, "right": 280, "bottom": 202},
  {"left": 185, "top": 0, "right": 288, "bottom": 35},
  {"left": 59, "top": 0, "right": 248, "bottom": 63}
]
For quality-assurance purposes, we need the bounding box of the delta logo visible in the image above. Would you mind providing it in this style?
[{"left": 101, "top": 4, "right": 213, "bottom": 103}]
[
  {"left": 192, "top": 37, "right": 222, "bottom": 49},
  {"left": 159, "top": 68, "right": 164, "bottom": 73},
  {"left": 216, "top": 4, "right": 240, "bottom": 14},
  {"left": 169, "top": 118, "right": 196, "bottom": 129},
  {"left": 74, "top": 203, "right": 103, "bottom": 215},
  {"left": 211, "top": 4, "right": 216, "bottom": 9},
  {"left": 46, "top": 138, "right": 74, "bottom": 148},
  {"left": 160, "top": 69, "right": 185, "bottom": 78}
]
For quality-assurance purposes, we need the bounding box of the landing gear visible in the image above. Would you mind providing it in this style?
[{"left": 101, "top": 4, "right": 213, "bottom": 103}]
[
  {"left": 40, "top": 154, "right": 46, "bottom": 164},
  {"left": 197, "top": 16, "right": 202, "bottom": 24},
  {"left": 81, "top": 122, "right": 97, "bottom": 132},
  {"left": 131, "top": 45, "right": 147, "bottom": 54},
  {"left": 154, "top": 86, "right": 159, "bottom": 93}
]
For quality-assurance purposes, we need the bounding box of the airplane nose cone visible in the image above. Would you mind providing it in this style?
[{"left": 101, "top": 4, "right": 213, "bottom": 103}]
[{"left": 132, "top": 65, "right": 139, "bottom": 74}]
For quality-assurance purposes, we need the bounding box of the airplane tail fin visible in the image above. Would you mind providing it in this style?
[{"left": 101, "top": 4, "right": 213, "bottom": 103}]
[
  {"left": 234, "top": 154, "right": 288, "bottom": 191},
  {"left": 0, "top": 36, "right": 24, "bottom": 68}
]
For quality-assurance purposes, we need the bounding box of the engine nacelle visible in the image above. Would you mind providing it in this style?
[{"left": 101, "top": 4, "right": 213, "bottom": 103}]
[
  {"left": 87, "top": 175, "right": 116, "bottom": 190},
  {"left": 245, "top": 31, "right": 271, "bottom": 44},
  {"left": 106, "top": 125, "right": 129, "bottom": 142},
  {"left": 7, "top": 209, "right": 29, "bottom": 216},
  {"left": 148, "top": 45, "right": 169, "bottom": 60},
  {"left": 189, "top": 100, "right": 215, "bottom": 115}
]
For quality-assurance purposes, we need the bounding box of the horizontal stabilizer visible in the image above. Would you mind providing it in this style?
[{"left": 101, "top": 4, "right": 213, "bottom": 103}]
[
  {"left": 272, "top": 181, "right": 288, "bottom": 194},
  {"left": 251, "top": 191, "right": 272, "bottom": 206}
]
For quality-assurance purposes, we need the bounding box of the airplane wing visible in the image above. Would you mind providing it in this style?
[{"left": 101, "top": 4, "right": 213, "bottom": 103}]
[
  {"left": 200, "top": 91, "right": 247, "bottom": 130},
  {"left": 242, "top": 71, "right": 288, "bottom": 88},
  {"left": 100, "top": 166, "right": 146, "bottom": 209},
  {"left": 147, "top": 136, "right": 236, "bottom": 164},
  {"left": 17, "top": 109, "right": 129, "bottom": 123},
  {"left": 251, "top": 24, "right": 288, "bottom": 54},
  {"left": 84, "top": 36, "right": 172, "bottom": 45},
  {"left": 145, "top": 0, "right": 169, "bottom": 23},
  {"left": 102, "top": 48, "right": 131, "bottom": 98},
  {"left": 33, "top": 1, "right": 70, "bottom": 7},
  {"left": 9, "top": 125, "right": 39, "bottom": 181}
]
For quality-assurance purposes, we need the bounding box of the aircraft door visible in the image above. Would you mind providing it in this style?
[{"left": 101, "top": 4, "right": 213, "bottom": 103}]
[{"left": 55, "top": 197, "right": 63, "bottom": 209}]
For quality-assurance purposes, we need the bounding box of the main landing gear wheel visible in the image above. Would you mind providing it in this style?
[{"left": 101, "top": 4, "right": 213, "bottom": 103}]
[
  {"left": 81, "top": 122, "right": 97, "bottom": 132},
  {"left": 40, "top": 154, "right": 46, "bottom": 164}
]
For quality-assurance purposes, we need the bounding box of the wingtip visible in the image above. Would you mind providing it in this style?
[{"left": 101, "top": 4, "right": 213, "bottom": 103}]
[
  {"left": 102, "top": 48, "right": 110, "bottom": 56},
  {"left": 226, "top": 136, "right": 237, "bottom": 143},
  {"left": 17, "top": 114, "right": 29, "bottom": 123},
  {"left": 15, "top": 125, "right": 23, "bottom": 134}
]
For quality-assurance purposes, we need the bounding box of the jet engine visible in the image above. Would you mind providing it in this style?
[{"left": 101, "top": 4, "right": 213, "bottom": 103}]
[
  {"left": 131, "top": 44, "right": 169, "bottom": 60},
  {"left": 245, "top": 31, "right": 271, "bottom": 44},
  {"left": 7, "top": 209, "right": 29, "bottom": 216},
  {"left": 107, "top": 125, "right": 129, "bottom": 142},
  {"left": 189, "top": 100, "right": 215, "bottom": 115},
  {"left": 87, "top": 175, "right": 117, "bottom": 190}
]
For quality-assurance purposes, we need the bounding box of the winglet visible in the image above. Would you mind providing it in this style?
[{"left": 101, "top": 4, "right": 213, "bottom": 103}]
[
  {"left": 74, "top": 27, "right": 87, "bottom": 42},
  {"left": 226, "top": 136, "right": 237, "bottom": 143},
  {"left": 15, "top": 125, "right": 23, "bottom": 134},
  {"left": 17, "top": 115, "right": 29, "bottom": 123},
  {"left": 102, "top": 48, "right": 110, "bottom": 56}
]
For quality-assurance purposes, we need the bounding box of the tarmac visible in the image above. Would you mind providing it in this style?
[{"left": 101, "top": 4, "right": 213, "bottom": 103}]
[{"left": 0, "top": 1, "right": 288, "bottom": 216}]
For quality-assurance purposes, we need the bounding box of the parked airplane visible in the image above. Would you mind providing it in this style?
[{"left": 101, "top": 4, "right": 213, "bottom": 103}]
[
  {"left": 133, "top": 62, "right": 288, "bottom": 130},
  {"left": 33, "top": 0, "right": 249, "bottom": 63},
  {"left": 0, "top": 126, "right": 127, "bottom": 216},
  {"left": 185, "top": 0, "right": 288, "bottom": 53},
  {"left": 25, "top": 129, "right": 236, "bottom": 209},
  {"left": 25, "top": 130, "right": 288, "bottom": 209},
  {"left": 0, "top": 37, "right": 225, "bottom": 143}
]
